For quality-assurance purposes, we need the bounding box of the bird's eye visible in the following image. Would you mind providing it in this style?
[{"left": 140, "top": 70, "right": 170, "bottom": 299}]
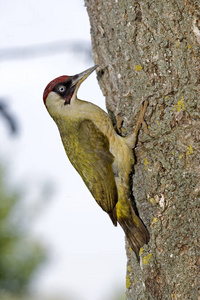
[{"left": 57, "top": 85, "right": 66, "bottom": 93}]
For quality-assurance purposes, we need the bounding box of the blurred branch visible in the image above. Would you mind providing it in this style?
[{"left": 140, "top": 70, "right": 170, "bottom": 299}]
[
  {"left": 0, "top": 40, "right": 92, "bottom": 62},
  {"left": 0, "top": 100, "right": 18, "bottom": 134}
]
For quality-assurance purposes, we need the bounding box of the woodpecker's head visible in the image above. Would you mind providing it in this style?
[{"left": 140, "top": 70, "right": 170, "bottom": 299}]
[{"left": 43, "top": 65, "right": 98, "bottom": 113}]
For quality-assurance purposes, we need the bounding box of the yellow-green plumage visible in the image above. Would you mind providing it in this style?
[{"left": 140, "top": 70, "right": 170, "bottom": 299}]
[
  {"left": 44, "top": 66, "right": 149, "bottom": 260},
  {"left": 58, "top": 116, "right": 118, "bottom": 225}
]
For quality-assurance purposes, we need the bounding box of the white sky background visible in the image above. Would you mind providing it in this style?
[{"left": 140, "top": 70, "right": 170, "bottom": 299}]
[{"left": 0, "top": 1, "right": 126, "bottom": 300}]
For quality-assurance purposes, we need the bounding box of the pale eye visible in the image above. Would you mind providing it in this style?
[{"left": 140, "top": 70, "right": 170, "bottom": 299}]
[{"left": 57, "top": 85, "right": 66, "bottom": 93}]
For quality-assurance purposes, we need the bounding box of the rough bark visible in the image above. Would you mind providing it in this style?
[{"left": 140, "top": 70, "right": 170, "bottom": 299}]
[{"left": 85, "top": 1, "right": 200, "bottom": 299}]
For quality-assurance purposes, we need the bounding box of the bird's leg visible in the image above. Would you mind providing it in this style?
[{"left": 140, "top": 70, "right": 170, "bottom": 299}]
[
  {"left": 116, "top": 102, "right": 149, "bottom": 136},
  {"left": 125, "top": 99, "right": 150, "bottom": 148},
  {"left": 115, "top": 115, "right": 124, "bottom": 134},
  {"left": 133, "top": 100, "right": 149, "bottom": 136}
]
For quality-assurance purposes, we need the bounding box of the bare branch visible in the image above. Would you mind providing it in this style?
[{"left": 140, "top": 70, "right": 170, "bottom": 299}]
[
  {"left": 0, "top": 40, "right": 92, "bottom": 62},
  {"left": 0, "top": 100, "right": 18, "bottom": 134}
]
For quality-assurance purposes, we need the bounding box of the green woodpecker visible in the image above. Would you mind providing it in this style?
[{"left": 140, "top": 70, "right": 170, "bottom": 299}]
[{"left": 43, "top": 65, "right": 149, "bottom": 260}]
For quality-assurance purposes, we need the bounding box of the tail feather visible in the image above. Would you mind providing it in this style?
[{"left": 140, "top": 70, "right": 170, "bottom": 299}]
[
  {"left": 118, "top": 214, "right": 150, "bottom": 261},
  {"left": 108, "top": 207, "right": 117, "bottom": 226}
]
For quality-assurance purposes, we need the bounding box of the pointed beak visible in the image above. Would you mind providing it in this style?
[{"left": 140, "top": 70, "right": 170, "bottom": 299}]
[{"left": 71, "top": 65, "right": 98, "bottom": 88}]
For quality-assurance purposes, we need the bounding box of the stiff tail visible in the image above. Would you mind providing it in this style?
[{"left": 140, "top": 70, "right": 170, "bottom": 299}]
[
  {"left": 118, "top": 213, "right": 150, "bottom": 261},
  {"left": 108, "top": 207, "right": 118, "bottom": 226}
]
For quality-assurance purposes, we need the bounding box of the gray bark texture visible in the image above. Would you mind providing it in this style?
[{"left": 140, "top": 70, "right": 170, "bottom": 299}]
[{"left": 85, "top": 1, "right": 200, "bottom": 299}]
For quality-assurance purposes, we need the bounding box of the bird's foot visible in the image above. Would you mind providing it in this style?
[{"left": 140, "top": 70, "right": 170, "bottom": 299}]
[
  {"left": 125, "top": 97, "right": 151, "bottom": 148},
  {"left": 134, "top": 99, "right": 150, "bottom": 137},
  {"left": 116, "top": 115, "right": 124, "bottom": 135}
]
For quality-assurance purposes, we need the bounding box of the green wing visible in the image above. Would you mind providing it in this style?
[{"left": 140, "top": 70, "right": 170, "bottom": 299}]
[{"left": 63, "top": 119, "right": 118, "bottom": 223}]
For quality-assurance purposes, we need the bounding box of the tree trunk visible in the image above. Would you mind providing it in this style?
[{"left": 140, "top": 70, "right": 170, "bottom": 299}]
[{"left": 85, "top": 1, "right": 200, "bottom": 299}]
